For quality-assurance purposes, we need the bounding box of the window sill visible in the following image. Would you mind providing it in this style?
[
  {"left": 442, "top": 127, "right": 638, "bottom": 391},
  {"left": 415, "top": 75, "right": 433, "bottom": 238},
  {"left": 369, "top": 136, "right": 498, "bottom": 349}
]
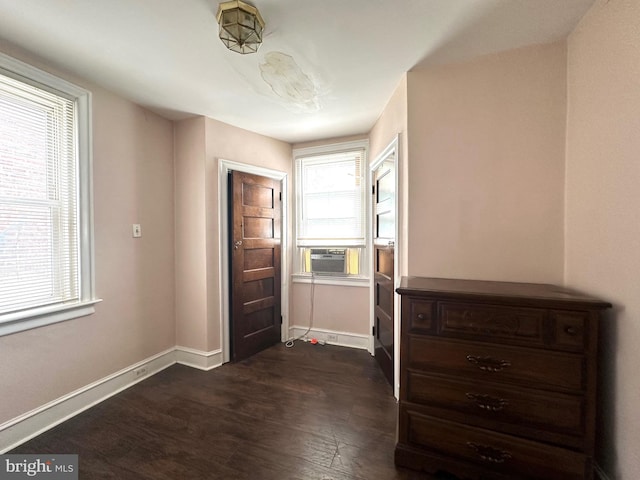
[
  {"left": 0, "top": 299, "right": 103, "bottom": 337},
  {"left": 292, "top": 274, "right": 369, "bottom": 287}
]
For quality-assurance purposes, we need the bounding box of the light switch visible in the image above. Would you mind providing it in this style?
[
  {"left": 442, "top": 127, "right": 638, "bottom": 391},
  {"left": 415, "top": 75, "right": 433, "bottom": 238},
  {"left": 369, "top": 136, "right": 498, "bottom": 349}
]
[{"left": 132, "top": 224, "right": 142, "bottom": 238}]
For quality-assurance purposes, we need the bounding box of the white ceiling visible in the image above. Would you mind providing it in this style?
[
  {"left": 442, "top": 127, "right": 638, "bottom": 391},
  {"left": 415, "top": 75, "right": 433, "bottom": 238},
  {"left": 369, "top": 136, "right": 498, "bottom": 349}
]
[{"left": 0, "top": 0, "right": 594, "bottom": 144}]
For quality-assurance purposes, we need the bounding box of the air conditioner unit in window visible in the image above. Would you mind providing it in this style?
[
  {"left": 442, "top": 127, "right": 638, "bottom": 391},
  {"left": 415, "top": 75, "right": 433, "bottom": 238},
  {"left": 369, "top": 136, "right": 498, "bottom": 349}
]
[{"left": 310, "top": 248, "right": 346, "bottom": 274}]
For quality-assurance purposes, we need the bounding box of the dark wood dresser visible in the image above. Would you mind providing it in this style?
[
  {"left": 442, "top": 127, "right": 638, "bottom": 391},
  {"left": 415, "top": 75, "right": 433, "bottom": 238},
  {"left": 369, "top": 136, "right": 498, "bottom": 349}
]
[{"left": 395, "top": 277, "right": 611, "bottom": 480}]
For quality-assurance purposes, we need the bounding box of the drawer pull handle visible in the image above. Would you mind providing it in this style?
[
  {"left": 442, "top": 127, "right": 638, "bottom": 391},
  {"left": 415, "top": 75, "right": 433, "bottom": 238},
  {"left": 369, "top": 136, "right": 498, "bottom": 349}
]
[
  {"left": 417, "top": 313, "right": 425, "bottom": 320},
  {"left": 466, "top": 442, "right": 512, "bottom": 464},
  {"left": 465, "top": 393, "right": 509, "bottom": 412},
  {"left": 564, "top": 325, "right": 578, "bottom": 336},
  {"left": 466, "top": 355, "right": 511, "bottom": 372}
]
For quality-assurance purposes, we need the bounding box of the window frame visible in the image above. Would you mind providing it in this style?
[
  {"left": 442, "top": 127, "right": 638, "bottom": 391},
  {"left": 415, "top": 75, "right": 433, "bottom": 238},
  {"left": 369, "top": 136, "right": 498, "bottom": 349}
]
[
  {"left": 293, "top": 139, "right": 370, "bottom": 286},
  {"left": 0, "top": 52, "right": 99, "bottom": 337}
]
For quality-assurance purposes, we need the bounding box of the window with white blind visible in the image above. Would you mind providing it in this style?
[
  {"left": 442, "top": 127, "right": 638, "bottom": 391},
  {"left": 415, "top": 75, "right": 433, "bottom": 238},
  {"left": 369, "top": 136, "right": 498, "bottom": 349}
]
[
  {"left": 0, "top": 52, "right": 97, "bottom": 336},
  {"left": 294, "top": 140, "right": 368, "bottom": 280}
]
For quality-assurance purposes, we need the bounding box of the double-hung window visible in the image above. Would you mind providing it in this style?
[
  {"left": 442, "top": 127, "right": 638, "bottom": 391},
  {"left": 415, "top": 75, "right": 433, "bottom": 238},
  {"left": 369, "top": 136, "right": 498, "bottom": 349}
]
[
  {"left": 0, "top": 52, "right": 97, "bottom": 336},
  {"left": 294, "top": 140, "right": 368, "bottom": 280}
]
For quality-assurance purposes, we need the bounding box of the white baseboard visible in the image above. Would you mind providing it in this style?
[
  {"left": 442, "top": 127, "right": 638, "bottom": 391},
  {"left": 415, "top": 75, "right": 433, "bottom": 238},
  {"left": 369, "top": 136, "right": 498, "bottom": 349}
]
[
  {"left": 1, "top": 347, "right": 190, "bottom": 453},
  {"left": 0, "top": 335, "right": 363, "bottom": 454},
  {"left": 288, "top": 325, "right": 369, "bottom": 350},
  {"left": 175, "top": 346, "right": 223, "bottom": 371}
]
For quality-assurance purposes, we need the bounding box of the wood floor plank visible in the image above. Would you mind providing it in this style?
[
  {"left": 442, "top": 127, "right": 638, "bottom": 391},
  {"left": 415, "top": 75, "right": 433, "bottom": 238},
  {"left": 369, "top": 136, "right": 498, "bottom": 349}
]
[{"left": 11, "top": 343, "right": 440, "bottom": 479}]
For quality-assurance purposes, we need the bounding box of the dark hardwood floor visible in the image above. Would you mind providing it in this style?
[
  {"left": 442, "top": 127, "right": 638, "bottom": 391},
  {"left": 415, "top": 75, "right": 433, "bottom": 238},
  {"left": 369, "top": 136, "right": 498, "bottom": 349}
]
[{"left": 11, "top": 342, "right": 443, "bottom": 479}]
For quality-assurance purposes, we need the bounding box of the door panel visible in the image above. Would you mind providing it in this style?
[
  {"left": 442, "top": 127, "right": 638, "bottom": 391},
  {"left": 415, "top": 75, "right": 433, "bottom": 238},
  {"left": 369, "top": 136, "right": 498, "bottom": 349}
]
[
  {"left": 374, "top": 158, "right": 395, "bottom": 386},
  {"left": 230, "top": 170, "right": 282, "bottom": 361},
  {"left": 376, "top": 163, "right": 395, "bottom": 239}
]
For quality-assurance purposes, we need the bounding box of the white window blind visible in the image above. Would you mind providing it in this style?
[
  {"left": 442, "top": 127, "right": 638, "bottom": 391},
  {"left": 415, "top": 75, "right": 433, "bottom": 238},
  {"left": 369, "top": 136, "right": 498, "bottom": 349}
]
[
  {"left": 0, "top": 72, "right": 79, "bottom": 315},
  {"left": 296, "top": 148, "right": 366, "bottom": 247}
]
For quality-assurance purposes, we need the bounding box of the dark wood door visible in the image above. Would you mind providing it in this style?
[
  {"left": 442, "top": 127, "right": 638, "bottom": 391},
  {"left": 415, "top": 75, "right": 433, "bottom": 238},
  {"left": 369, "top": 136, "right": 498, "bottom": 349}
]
[
  {"left": 230, "top": 170, "right": 282, "bottom": 361},
  {"left": 373, "top": 158, "right": 395, "bottom": 386}
]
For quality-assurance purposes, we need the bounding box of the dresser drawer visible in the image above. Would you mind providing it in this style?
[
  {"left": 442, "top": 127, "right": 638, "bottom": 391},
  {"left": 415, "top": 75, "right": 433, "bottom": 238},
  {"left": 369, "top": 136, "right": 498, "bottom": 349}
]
[
  {"left": 401, "top": 408, "right": 588, "bottom": 480},
  {"left": 552, "top": 310, "right": 588, "bottom": 351},
  {"left": 406, "top": 299, "right": 436, "bottom": 333},
  {"left": 438, "top": 301, "right": 546, "bottom": 346},
  {"left": 407, "top": 336, "right": 585, "bottom": 392},
  {"left": 406, "top": 371, "right": 586, "bottom": 437}
]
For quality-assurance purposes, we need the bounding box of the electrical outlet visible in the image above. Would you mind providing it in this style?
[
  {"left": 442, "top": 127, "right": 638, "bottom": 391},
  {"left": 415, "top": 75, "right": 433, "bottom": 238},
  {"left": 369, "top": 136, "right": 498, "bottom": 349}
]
[
  {"left": 327, "top": 334, "right": 338, "bottom": 343},
  {"left": 134, "top": 367, "right": 148, "bottom": 378}
]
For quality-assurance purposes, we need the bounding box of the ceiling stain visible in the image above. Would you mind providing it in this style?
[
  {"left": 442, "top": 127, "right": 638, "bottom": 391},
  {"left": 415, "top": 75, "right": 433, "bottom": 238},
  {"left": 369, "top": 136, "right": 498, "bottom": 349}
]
[{"left": 259, "top": 51, "right": 320, "bottom": 113}]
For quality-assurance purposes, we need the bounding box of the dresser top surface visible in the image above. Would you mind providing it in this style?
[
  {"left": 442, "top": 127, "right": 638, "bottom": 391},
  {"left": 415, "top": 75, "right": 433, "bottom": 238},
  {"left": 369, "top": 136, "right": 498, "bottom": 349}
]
[{"left": 397, "top": 276, "right": 611, "bottom": 309}]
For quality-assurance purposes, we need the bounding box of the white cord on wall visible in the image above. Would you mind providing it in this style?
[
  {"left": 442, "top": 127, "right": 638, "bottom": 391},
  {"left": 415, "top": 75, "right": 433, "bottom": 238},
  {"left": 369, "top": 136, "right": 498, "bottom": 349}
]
[{"left": 285, "top": 272, "right": 315, "bottom": 348}]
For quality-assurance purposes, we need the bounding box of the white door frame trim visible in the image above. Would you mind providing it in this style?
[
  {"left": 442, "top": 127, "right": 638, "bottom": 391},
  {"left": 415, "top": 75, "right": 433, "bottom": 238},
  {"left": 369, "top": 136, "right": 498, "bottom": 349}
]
[
  {"left": 218, "top": 159, "right": 289, "bottom": 364},
  {"left": 368, "top": 134, "right": 401, "bottom": 399}
]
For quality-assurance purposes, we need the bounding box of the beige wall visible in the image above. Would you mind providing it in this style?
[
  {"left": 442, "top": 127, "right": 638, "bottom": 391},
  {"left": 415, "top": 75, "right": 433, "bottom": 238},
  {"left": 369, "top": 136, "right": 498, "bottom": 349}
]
[
  {"left": 174, "top": 117, "right": 207, "bottom": 351},
  {"left": 566, "top": 1, "right": 640, "bottom": 477},
  {"left": 369, "top": 75, "right": 409, "bottom": 277},
  {"left": 174, "top": 117, "right": 292, "bottom": 353},
  {"left": 369, "top": 75, "right": 408, "bottom": 165},
  {"left": 291, "top": 283, "right": 369, "bottom": 336},
  {"left": 406, "top": 42, "right": 567, "bottom": 283},
  {"left": 0, "top": 42, "right": 175, "bottom": 424}
]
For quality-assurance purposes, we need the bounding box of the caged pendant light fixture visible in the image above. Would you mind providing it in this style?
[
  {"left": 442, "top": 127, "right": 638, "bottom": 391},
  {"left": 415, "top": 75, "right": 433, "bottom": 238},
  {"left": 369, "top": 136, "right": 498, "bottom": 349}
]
[{"left": 216, "top": 0, "right": 265, "bottom": 54}]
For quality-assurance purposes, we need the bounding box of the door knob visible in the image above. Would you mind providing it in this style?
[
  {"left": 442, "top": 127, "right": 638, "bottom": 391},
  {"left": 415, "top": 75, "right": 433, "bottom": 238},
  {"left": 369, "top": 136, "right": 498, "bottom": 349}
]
[{"left": 234, "top": 240, "right": 242, "bottom": 250}]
